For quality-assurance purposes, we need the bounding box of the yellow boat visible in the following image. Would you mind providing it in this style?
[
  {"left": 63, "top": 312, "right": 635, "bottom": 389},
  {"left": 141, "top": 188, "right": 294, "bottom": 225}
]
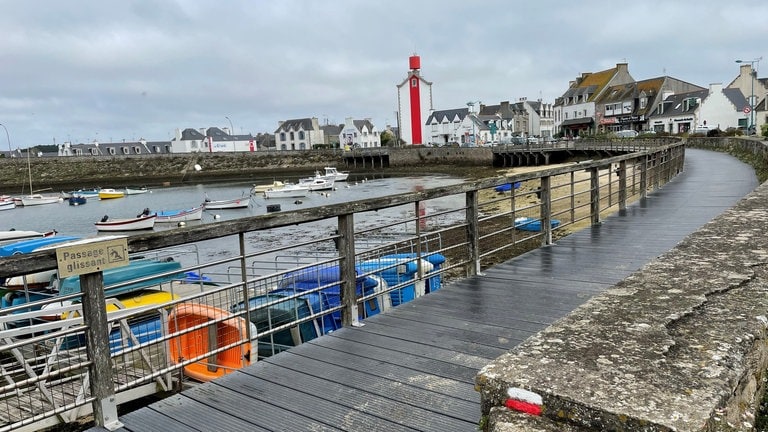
[
  {"left": 98, "top": 188, "right": 125, "bottom": 200},
  {"left": 60, "top": 289, "right": 178, "bottom": 319}
]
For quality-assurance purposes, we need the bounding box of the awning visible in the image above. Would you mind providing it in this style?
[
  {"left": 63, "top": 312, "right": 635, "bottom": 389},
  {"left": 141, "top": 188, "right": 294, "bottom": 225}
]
[{"left": 561, "top": 117, "right": 593, "bottom": 127}]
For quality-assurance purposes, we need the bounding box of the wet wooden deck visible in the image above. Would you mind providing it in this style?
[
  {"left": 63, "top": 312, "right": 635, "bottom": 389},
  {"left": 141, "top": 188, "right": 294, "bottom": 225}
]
[{"left": 98, "top": 148, "right": 759, "bottom": 432}]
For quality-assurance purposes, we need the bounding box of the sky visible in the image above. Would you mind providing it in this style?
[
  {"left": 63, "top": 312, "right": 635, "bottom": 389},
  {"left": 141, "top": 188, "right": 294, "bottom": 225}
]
[{"left": 0, "top": 0, "right": 765, "bottom": 149}]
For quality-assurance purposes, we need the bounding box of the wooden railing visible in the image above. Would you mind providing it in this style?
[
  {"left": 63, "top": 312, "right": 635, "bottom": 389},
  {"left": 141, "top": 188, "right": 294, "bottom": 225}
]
[{"left": 0, "top": 143, "right": 684, "bottom": 431}]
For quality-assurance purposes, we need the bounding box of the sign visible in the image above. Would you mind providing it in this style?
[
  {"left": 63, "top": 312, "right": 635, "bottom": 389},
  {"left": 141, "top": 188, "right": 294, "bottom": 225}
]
[
  {"left": 744, "top": 106, "right": 752, "bottom": 114},
  {"left": 56, "top": 236, "right": 129, "bottom": 278}
]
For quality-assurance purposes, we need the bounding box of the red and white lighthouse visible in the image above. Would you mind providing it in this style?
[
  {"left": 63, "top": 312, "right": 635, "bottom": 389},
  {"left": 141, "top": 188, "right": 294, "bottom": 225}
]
[{"left": 396, "top": 54, "right": 433, "bottom": 145}]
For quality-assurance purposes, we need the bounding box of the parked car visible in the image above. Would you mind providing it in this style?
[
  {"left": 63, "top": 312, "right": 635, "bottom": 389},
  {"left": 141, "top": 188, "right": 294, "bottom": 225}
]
[{"left": 616, "top": 130, "right": 639, "bottom": 138}]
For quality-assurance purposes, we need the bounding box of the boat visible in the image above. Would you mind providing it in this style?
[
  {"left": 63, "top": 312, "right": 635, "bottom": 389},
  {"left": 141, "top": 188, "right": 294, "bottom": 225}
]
[
  {"left": 0, "top": 199, "right": 15, "bottom": 211},
  {"left": 317, "top": 167, "right": 349, "bottom": 182},
  {"left": 298, "top": 175, "right": 335, "bottom": 191},
  {"left": 98, "top": 188, "right": 126, "bottom": 200},
  {"left": 263, "top": 183, "right": 309, "bottom": 199},
  {"left": 95, "top": 211, "right": 156, "bottom": 232},
  {"left": 0, "top": 235, "right": 80, "bottom": 289},
  {"left": 203, "top": 196, "right": 250, "bottom": 209},
  {"left": 494, "top": 182, "right": 522, "bottom": 192},
  {"left": 124, "top": 186, "right": 149, "bottom": 195},
  {"left": 68, "top": 195, "right": 87, "bottom": 206},
  {"left": 0, "top": 230, "right": 57, "bottom": 243},
  {"left": 61, "top": 188, "right": 100, "bottom": 199},
  {"left": 168, "top": 303, "right": 253, "bottom": 382},
  {"left": 155, "top": 206, "right": 204, "bottom": 223},
  {"left": 251, "top": 180, "right": 285, "bottom": 195},
  {"left": 57, "top": 258, "right": 185, "bottom": 298},
  {"left": 16, "top": 150, "right": 61, "bottom": 207},
  {"left": 514, "top": 216, "right": 561, "bottom": 232}
]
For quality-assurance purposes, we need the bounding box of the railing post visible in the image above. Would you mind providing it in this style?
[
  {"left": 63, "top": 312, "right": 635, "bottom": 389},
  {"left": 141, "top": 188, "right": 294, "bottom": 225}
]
[
  {"left": 589, "top": 167, "right": 601, "bottom": 226},
  {"left": 640, "top": 155, "right": 648, "bottom": 199},
  {"left": 618, "top": 160, "right": 627, "bottom": 210},
  {"left": 81, "top": 271, "right": 123, "bottom": 430},
  {"left": 465, "top": 190, "right": 480, "bottom": 276},
  {"left": 540, "top": 175, "right": 553, "bottom": 245},
  {"left": 238, "top": 232, "right": 252, "bottom": 342},
  {"left": 337, "top": 213, "right": 360, "bottom": 327}
]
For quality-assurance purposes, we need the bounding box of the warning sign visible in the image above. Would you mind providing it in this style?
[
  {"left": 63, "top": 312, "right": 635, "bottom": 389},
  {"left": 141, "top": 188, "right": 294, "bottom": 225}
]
[{"left": 56, "top": 237, "right": 129, "bottom": 278}]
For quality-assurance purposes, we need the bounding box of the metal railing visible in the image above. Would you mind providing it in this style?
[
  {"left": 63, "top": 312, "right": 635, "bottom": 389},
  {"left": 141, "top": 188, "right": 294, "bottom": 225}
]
[{"left": 0, "top": 143, "right": 685, "bottom": 431}]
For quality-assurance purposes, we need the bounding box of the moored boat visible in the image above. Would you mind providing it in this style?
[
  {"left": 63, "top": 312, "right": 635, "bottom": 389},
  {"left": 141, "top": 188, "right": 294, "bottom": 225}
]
[
  {"left": 203, "top": 196, "right": 250, "bottom": 209},
  {"left": 0, "top": 199, "right": 15, "bottom": 211},
  {"left": 298, "top": 175, "right": 334, "bottom": 191},
  {"left": 95, "top": 211, "right": 156, "bottom": 232},
  {"left": 514, "top": 216, "right": 561, "bottom": 232},
  {"left": 19, "top": 194, "right": 61, "bottom": 206},
  {"left": 57, "top": 258, "right": 184, "bottom": 298},
  {"left": 68, "top": 195, "right": 87, "bottom": 206},
  {"left": 124, "top": 186, "right": 149, "bottom": 195},
  {"left": 0, "top": 230, "right": 58, "bottom": 243},
  {"left": 168, "top": 303, "right": 253, "bottom": 382},
  {"left": 98, "top": 188, "right": 126, "bottom": 200},
  {"left": 155, "top": 206, "right": 204, "bottom": 223},
  {"left": 251, "top": 180, "right": 285, "bottom": 195},
  {"left": 318, "top": 166, "right": 349, "bottom": 182},
  {"left": 263, "top": 183, "right": 309, "bottom": 199}
]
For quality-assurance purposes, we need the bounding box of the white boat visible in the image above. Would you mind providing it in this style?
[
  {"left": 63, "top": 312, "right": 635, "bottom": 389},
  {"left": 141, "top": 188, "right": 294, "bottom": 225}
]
[
  {"left": 0, "top": 200, "right": 15, "bottom": 211},
  {"left": 95, "top": 213, "right": 156, "bottom": 232},
  {"left": 0, "top": 230, "right": 57, "bottom": 242},
  {"left": 203, "top": 196, "right": 250, "bottom": 209},
  {"left": 19, "top": 194, "right": 62, "bottom": 206},
  {"left": 251, "top": 180, "right": 285, "bottom": 194},
  {"left": 318, "top": 167, "right": 349, "bottom": 182},
  {"left": 156, "top": 206, "right": 204, "bottom": 223},
  {"left": 263, "top": 183, "right": 310, "bottom": 199},
  {"left": 125, "top": 186, "right": 150, "bottom": 195},
  {"left": 299, "top": 176, "right": 334, "bottom": 191}
]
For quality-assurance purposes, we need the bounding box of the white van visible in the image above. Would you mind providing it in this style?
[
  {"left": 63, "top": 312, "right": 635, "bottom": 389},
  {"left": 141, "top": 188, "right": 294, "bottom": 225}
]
[{"left": 615, "top": 130, "right": 638, "bottom": 138}]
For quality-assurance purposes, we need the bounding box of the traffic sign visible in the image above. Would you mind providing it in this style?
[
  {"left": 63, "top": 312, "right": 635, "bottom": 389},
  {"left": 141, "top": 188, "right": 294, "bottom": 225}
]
[{"left": 744, "top": 106, "right": 752, "bottom": 114}]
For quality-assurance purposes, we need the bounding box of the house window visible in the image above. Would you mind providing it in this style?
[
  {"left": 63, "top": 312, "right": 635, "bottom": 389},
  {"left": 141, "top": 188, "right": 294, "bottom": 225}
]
[
  {"left": 299, "top": 131, "right": 305, "bottom": 140},
  {"left": 133, "top": 146, "right": 141, "bottom": 153},
  {"left": 640, "top": 98, "right": 647, "bottom": 109},
  {"left": 411, "top": 78, "right": 417, "bottom": 87},
  {"left": 109, "top": 148, "right": 116, "bottom": 155},
  {"left": 289, "top": 132, "right": 294, "bottom": 140},
  {"left": 122, "top": 147, "right": 129, "bottom": 154},
  {"left": 280, "top": 132, "right": 286, "bottom": 141}
]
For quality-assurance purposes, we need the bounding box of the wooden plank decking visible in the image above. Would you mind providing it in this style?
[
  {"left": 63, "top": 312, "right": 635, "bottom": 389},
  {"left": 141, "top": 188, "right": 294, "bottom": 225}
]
[{"left": 99, "top": 148, "right": 760, "bottom": 432}]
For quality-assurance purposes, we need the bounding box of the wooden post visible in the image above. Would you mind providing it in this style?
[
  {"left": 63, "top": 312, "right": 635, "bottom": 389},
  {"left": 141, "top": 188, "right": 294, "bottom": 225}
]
[
  {"left": 540, "top": 176, "right": 552, "bottom": 245},
  {"left": 618, "top": 160, "right": 627, "bottom": 210},
  {"left": 238, "top": 233, "right": 252, "bottom": 343},
  {"left": 640, "top": 155, "right": 648, "bottom": 199},
  {"left": 81, "top": 271, "right": 123, "bottom": 430},
  {"left": 465, "top": 190, "right": 480, "bottom": 276},
  {"left": 589, "top": 167, "right": 600, "bottom": 226},
  {"left": 337, "top": 214, "right": 360, "bottom": 327}
]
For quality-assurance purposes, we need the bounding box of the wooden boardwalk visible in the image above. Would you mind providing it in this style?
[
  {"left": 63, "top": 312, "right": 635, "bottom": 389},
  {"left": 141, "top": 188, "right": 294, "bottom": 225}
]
[{"left": 101, "top": 148, "right": 759, "bottom": 432}]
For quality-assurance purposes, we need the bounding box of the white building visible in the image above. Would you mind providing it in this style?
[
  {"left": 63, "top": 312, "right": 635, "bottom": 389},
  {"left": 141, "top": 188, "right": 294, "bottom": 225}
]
[
  {"left": 647, "top": 83, "right": 748, "bottom": 133},
  {"left": 339, "top": 118, "right": 381, "bottom": 149},
  {"left": 396, "top": 54, "right": 433, "bottom": 145},
  {"left": 727, "top": 63, "right": 768, "bottom": 132},
  {"left": 170, "top": 127, "right": 256, "bottom": 153},
  {"left": 274, "top": 118, "right": 324, "bottom": 150}
]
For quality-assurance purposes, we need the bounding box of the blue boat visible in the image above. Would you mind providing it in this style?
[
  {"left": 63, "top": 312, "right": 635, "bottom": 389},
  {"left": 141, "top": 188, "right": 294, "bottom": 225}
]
[
  {"left": 494, "top": 182, "right": 522, "bottom": 192},
  {"left": 68, "top": 195, "right": 87, "bottom": 206},
  {"left": 514, "top": 217, "right": 561, "bottom": 232},
  {"left": 58, "top": 259, "right": 184, "bottom": 298},
  {"left": 375, "top": 253, "right": 446, "bottom": 294},
  {"left": 0, "top": 236, "right": 80, "bottom": 257}
]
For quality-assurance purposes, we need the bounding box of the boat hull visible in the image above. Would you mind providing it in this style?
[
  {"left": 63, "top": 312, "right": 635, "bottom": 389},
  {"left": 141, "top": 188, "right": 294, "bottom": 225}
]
[
  {"left": 203, "top": 197, "right": 250, "bottom": 209},
  {"left": 168, "top": 303, "right": 252, "bottom": 382},
  {"left": 95, "top": 214, "right": 156, "bottom": 231},
  {"left": 98, "top": 189, "right": 126, "bottom": 200},
  {"left": 156, "top": 206, "right": 204, "bottom": 223},
  {"left": 263, "top": 185, "right": 309, "bottom": 198}
]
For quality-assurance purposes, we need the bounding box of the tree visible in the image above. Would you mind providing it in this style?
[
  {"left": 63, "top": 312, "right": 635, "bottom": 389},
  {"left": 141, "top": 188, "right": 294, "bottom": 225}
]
[{"left": 381, "top": 130, "right": 395, "bottom": 147}]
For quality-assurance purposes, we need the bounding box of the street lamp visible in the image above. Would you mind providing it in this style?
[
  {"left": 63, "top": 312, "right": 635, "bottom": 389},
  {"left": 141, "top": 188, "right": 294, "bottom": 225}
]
[
  {"left": 224, "top": 116, "right": 234, "bottom": 135},
  {"left": 735, "top": 57, "right": 762, "bottom": 132},
  {"left": 0, "top": 123, "right": 10, "bottom": 157}
]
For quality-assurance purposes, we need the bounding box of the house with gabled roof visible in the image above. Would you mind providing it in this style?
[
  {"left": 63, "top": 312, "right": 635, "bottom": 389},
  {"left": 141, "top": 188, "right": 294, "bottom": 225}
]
[
  {"left": 274, "top": 117, "right": 324, "bottom": 150},
  {"left": 727, "top": 63, "right": 768, "bottom": 132},
  {"left": 59, "top": 138, "right": 172, "bottom": 156},
  {"left": 595, "top": 77, "right": 705, "bottom": 134},
  {"left": 170, "top": 127, "right": 256, "bottom": 153},
  {"left": 339, "top": 118, "right": 380, "bottom": 149},
  {"left": 425, "top": 108, "right": 488, "bottom": 146},
  {"left": 554, "top": 63, "right": 635, "bottom": 137},
  {"left": 647, "top": 83, "right": 748, "bottom": 134}
]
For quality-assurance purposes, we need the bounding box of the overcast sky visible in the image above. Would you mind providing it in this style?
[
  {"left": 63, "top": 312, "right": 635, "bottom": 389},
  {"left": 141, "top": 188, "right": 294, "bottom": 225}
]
[{"left": 0, "top": 0, "right": 765, "bottom": 148}]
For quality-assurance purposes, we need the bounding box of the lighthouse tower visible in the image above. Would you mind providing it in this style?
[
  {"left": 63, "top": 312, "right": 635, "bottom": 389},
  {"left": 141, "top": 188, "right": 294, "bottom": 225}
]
[{"left": 396, "top": 54, "right": 433, "bottom": 145}]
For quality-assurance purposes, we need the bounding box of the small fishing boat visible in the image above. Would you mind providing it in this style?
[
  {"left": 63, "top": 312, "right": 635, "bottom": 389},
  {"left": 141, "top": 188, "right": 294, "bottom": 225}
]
[
  {"left": 263, "top": 183, "right": 309, "bottom": 199},
  {"left": 95, "top": 211, "right": 156, "bottom": 232},
  {"left": 168, "top": 303, "right": 253, "bottom": 382},
  {"left": 57, "top": 258, "right": 184, "bottom": 298},
  {"left": 0, "top": 199, "right": 15, "bottom": 211},
  {"left": 203, "top": 196, "right": 250, "bottom": 209},
  {"left": 124, "top": 186, "right": 149, "bottom": 195},
  {"left": 68, "top": 195, "right": 87, "bottom": 206},
  {"left": 62, "top": 188, "right": 100, "bottom": 199},
  {"left": 514, "top": 216, "right": 561, "bottom": 232},
  {"left": 19, "top": 194, "right": 61, "bottom": 206},
  {"left": 0, "top": 230, "right": 57, "bottom": 243},
  {"left": 494, "top": 182, "right": 522, "bottom": 192},
  {"left": 155, "top": 206, "right": 204, "bottom": 223},
  {"left": 298, "top": 175, "right": 335, "bottom": 191},
  {"left": 0, "top": 235, "right": 80, "bottom": 289},
  {"left": 98, "top": 188, "right": 126, "bottom": 200},
  {"left": 251, "top": 180, "right": 285, "bottom": 195},
  {"left": 317, "top": 167, "right": 349, "bottom": 182}
]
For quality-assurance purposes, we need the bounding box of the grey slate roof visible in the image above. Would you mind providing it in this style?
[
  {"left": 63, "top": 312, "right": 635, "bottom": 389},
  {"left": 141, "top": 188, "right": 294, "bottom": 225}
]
[
  {"left": 425, "top": 108, "right": 469, "bottom": 124},
  {"left": 275, "top": 118, "right": 314, "bottom": 134}
]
